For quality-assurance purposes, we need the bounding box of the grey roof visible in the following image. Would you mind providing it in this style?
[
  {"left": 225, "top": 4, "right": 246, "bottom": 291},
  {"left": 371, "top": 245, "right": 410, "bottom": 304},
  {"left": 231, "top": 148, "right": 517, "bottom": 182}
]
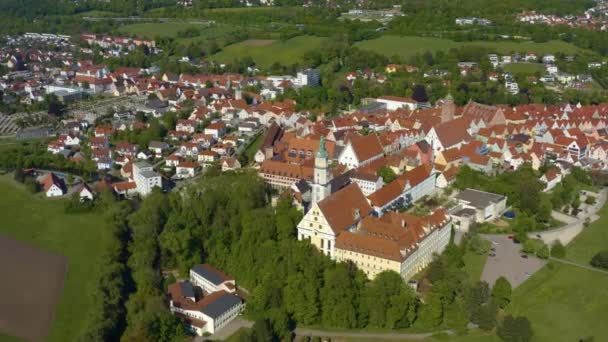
[
  {"left": 191, "top": 264, "right": 227, "bottom": 285},
  {"left": 180, "top": 281, "right": 195, "bottom": 298},
  {"left": 330, "top": 169, "right": 354, "bottom": 193},
  {"left": 455, "top": 188, "right": 505, "bottom": 209},
  {"left": 140, "top": 170, "right": 159, "bottom": 179},
  {"left": 452, "top": 207, "right": 477, "bottom": 218},
  {"left": 201, "top": 293, "right": 242, "bottom": 319},
  {"left": 134, "top": 161, "right": 153, "bottom": 168}
]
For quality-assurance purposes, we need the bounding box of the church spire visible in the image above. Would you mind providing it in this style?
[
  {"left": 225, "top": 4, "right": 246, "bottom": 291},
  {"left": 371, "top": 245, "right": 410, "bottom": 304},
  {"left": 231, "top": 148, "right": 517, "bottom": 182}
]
[{"left": 317, "top": 136, "right": 327, "bottom": 159}]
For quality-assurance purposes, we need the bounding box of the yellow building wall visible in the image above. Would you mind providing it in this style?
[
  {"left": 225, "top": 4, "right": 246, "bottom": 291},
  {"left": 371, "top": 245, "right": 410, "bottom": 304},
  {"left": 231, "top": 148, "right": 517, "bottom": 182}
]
[{"left": 335, "top": 248, "right": 401, "bottom": 279}]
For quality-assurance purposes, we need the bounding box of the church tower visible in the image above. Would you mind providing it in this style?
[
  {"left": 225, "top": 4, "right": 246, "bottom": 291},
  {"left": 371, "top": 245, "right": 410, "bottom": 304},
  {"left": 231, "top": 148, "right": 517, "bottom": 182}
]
[
  {"left": 440, "top": 93, "right": 455, "bottom": 123},
  {"left": 312, "top": 136, "right": 332, "bottom": 205}
]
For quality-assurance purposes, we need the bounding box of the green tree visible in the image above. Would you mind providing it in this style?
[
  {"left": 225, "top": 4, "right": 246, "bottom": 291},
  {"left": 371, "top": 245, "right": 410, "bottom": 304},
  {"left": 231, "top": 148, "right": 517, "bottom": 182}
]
[
  {"left": 476, "top": 300, "right": 498, "bottom": 331},
  {"left": 522, "top": 240, "right": 536, "bottom": 254},
  {"left": 364, "top": 271, "right": 417, "bottom": 329},
  {"left": 590, "top": 250, "right": 608, "bottom": 269},
  {"left": 416, "top": 292, "right": 443, "bottom": 328},
  {"left": 536, "top": 244, "right": 550, "bottom": 259},
  {"left": 550, "top": 240, "right": 566, "bottom": 258},
  {"left": 378, "top": 166, "right": 397, "bottom": 184},
  {"left": 252, "top": 318, "right": 274, "bottom": 342},
  {"left": 491, "top": 277, "right": 512, "bottom": 309},
  {"left": 465, "top": 281, "right": 490, "bottom": 320},
  {"left": 497, "top": 315, "right": 534, "bottom": 342},
  {"left": 320, "top": 264, "right": 360, "bottom": 328}
]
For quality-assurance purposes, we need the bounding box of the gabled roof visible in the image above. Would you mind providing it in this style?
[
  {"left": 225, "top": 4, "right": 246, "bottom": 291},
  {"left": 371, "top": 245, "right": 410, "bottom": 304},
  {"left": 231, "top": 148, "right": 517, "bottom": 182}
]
[
  {"left": 346, "top": 134, "right": 384, "bottom": 162},
  {"left": 432, "top": 117, "right": 471, "bottom": 148},
  {"left": 317, "top": 183, "right": 372, "bottom": 234},
  {"left": 191, "top": 264, "right": 233, "bottom": 285}
]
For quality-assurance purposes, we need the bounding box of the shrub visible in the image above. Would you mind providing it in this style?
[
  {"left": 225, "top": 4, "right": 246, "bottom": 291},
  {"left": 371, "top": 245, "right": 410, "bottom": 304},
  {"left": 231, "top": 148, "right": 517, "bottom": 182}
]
[
  {"left": 590, "top": 250, "right": 608, "bottom": 269},
  {"left": 550, "top": 240, "right": 566, "bottom": 258},
  {"left": 522, "top": 240, "right": 536, "bottom": 254},
  {"left": 584, "top": 196, "right": 596, "bottom": 205},
  {"left": 536, "top": 244, "right": 550, "bottom": 259}
]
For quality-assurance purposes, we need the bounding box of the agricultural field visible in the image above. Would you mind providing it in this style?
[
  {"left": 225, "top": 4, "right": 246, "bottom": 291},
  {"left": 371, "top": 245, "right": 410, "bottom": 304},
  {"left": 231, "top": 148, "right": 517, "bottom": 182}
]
[
  {"left": 212, "top": 36, "right": 327, "bottom": 68},
  {"left": 0, "top": 235, "right": 67, "bottom": 342},
  {"left": 355, "top": 36, "right": 589, "bottom": 60},
  {"left": 0, "top": 176, "right": 112, "bottom": 342}
]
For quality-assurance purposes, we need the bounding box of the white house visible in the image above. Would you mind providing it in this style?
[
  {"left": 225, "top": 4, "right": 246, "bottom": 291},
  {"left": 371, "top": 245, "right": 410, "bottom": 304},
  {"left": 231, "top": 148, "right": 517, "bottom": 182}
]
[
  {"left": 450, "top": 189, "right": 507, "bottom": 232},
  {"left": 78, "top": 183, "right": 95, "bottom": 201},
  {"left": 377, "top": 96, "right": 418, "bottom": 111},
  {"left": 540, "top": 168, "right": 562, "bottom": 191},
  {"left": 176, "top": 161, "right": 199, "bottom": 179},
  {"left": 41, "top": 172, "right": 66, "bottom": 197},
  {"left": 132, "top": 161, "right": 162, "bottom": 196},
  {"left": 190, "top": 264, "right": 237, "bottom": 294},
  {"left": 168, "top": 281, "right": 243, "bottom": 336},
  {"left": 350, "top": 171, "right": 383, "bottom": 196},
  {"left": 337, "top": 134, "right": 384, "bottom": 169}
]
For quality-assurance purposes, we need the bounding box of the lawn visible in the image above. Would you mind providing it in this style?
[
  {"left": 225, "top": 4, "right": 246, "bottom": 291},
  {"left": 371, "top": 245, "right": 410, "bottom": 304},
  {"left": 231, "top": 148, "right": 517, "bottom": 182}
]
[
  {"left": 243, "top": 132, "right": 264, "bottom": 164},
  {"left": 212, "top": 36, "right": 327, "bottom": 68},
  {"left": 463, "top": 239, "right": 491, "bottom": 282},
  {"left": 507, "top": 262, "right": 608, "bottom": 341},
  {"left": 565, "top": 201, "right": 608, "bottom": 264},
  {"left": 0, "top": 176, "right": 112, "bottom": 342},
  {"left": 502, "top": 63, "right": 545, "bottom": 75},
  {"left": 355, "top": 36, "right": 589, "bottom": 60}
]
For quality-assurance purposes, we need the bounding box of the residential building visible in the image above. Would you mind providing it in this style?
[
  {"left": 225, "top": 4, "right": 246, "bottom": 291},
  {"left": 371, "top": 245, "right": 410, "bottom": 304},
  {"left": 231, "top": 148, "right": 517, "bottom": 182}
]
[
  {"left": 132, "top": 161, "right": 162, "bottom": 196},
  {"left": 40, "top": 172, "right": 66, "bottom": 197}
]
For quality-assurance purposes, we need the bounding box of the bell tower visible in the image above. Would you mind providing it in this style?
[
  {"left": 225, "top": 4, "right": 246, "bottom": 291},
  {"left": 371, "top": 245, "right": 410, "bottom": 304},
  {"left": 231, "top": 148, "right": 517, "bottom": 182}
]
[
  {"left": 441, "top": 93, "right": 455, "bottom": 123},
  {"left": 312, "top": 136, "right": 332, "bottom": 204}
]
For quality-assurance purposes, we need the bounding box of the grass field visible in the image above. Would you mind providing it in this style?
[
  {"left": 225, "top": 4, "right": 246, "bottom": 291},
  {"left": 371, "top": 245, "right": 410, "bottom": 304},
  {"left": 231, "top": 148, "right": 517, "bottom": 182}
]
[
  {"left": 565, "top": 201, "right": 608, "bottom": 265},
  {"left": 463, "top": 239, "right": 490, "bottom": 282},
  {"left": 243, "top": 132, "right": 264, "bottom": 164},
  {"left": 76, "top": 10, "right": 120, "bottom": 17},
  {"left": 212, "top": 36, "right": 327, "bottom": 68},
  {"left": 355, "top": 36, "right": 589, "bottom": 60},
  {"left": 118, "top": 22, "right": 217, "bottom": 39},
  {"left": 502, "top": 63, "right": 545, "bottom": 75},
  {"left": 507, "top": 262, "right": 608, "bottom": 341},
  {"left": 0, "top": 176, "right": 112, "bottom": 342}
]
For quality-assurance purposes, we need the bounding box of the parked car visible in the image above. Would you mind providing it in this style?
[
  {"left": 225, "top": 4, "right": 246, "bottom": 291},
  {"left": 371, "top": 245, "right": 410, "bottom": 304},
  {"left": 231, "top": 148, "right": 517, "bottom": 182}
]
[{"left": 521, "top": 254, "right": 528, "bottom": 259}]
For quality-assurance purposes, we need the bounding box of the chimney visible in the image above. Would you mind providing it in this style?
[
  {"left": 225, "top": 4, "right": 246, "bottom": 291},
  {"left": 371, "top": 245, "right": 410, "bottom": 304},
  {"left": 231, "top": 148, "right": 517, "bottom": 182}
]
[{"left": 401, "top": 219, "right": 406, "bottom": 228}]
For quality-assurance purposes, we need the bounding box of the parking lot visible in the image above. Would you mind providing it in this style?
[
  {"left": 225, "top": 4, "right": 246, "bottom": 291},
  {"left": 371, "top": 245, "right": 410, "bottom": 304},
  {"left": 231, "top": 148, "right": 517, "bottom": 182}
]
[{"left": 480, "top": 234, "right": 546, "bottom": 288}]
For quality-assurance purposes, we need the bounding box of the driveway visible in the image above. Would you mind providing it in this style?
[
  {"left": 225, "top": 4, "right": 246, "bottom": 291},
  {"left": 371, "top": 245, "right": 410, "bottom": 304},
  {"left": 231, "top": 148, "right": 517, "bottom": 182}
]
[
  {"left": 480, "top": 234, "right": 546, "bottom": 288},
  {"left": 532, "top": 188, "right": 607, "bottom": 245}
]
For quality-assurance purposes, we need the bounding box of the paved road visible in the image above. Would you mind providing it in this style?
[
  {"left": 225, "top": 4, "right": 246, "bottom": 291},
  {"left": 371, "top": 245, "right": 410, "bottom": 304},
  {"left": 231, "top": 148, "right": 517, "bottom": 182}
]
[
  {"left": 294, "top": 328, "right": 454, "bottom": 340},
  {"left": 532, "top": 188, "right": 607, "bottom": 245},
  {"left": 550, "top": 257, "right": 608, "bottom": 275},
  {"left": 480, "top": 234, "right": 546, "bottom": 288}
]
